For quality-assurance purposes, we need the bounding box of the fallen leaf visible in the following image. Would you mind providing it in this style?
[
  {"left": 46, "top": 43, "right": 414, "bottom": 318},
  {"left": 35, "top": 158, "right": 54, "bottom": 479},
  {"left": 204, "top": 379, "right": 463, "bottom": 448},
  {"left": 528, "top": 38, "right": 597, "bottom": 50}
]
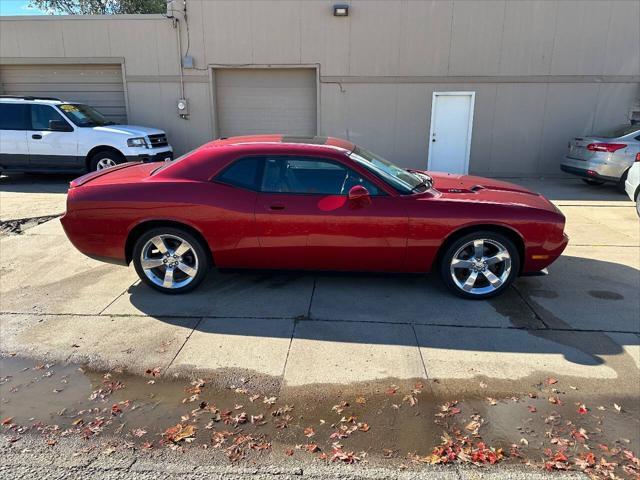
[
  {"left": 520, "top": 438, "right": 529, "bottom": 446},
  {"left": 145, "top": 367, "right": 161, "bottom": 377},
  {"left": 614, "top": 403, "right": 622, "bottom": 413},
  {"left": 528, "top": 405, "right": 537, "bottom": 413},
  {"left": 303, "top": 443, "right": 320, "bottom": 453},
  {"left": 331, "top": 401, "right": 349, "bottom": 414},
  {"left": 577, "top": 404, "right": 588, "bottom": 415},
  {"left": 303, "top": 427, "right": 315, "bottom": 437},
  {"left": 1, "top": 417, "right": 14, "bottom": 425},
  {"left": 285, "top": 448, "right": 294, "bottom": 456},
  {"left": 403, "top": 394, "right": 417, "bottom": 406},
  {"left": 132, "top": 428, "right": 147, "bottom": 437},
  {"left": 465, "top": 420, "right": 481, "bottom": 434},
  {"left": 487, "top": 397, "right": 498, "bottom": 406},
  {"left": 355, "top": 396, "right": 366, "bottom": 405},
  {"left": 162, "top": 424, "right": 196, "bottom": 443},
  {"left": 357, "top": 422, "right": 370, "bottom": 432},
  {"left": 386, "top": 385, "right": 398, "bottom": 395},
  {"left": 546, "top": 377, "right": 558, "bottom": 385}
]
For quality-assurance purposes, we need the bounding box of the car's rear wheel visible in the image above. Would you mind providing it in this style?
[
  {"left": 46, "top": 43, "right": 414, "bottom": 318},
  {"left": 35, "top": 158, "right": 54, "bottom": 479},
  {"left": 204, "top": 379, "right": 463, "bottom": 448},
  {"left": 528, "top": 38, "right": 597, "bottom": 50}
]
[
  {"left": 581, "top": 178, "right": 605, "bottom": 186},
  {"left": 132, "top": 227, "right": 209, "bottom": 294},
  {"left": 90, "top": 151, "right": 124, "bottom": 171},
  {"left": 439, "top": 231, "right": 520, "bottom": 300}
]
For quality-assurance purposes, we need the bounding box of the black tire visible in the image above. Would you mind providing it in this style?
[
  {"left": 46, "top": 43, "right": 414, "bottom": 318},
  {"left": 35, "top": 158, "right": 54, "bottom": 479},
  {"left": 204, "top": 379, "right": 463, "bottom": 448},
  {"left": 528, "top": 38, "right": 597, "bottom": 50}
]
[
  {"left": 89, "top": 151, "right": 125, "bottom": 172},
  {"left": 581, "top": 178, "right": 605, "bottom": 186},
  {"left": 132, "top": 227, "right": 210, "bottom": 294},
  {"left": 439, "top": 231, "right": 520, "bottom": 300}
]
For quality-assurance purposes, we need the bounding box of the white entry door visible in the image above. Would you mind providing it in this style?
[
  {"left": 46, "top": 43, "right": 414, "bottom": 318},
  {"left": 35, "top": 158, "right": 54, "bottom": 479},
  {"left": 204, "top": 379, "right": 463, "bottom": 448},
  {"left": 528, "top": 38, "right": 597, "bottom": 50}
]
[{"left": 427, "top": 92, "right": 475, "bottom": 174}]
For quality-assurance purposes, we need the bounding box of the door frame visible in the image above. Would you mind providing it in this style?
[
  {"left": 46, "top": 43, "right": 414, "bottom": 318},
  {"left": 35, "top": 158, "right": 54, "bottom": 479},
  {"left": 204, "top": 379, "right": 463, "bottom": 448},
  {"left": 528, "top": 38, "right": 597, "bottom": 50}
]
[
  {"left": 208, "top": 64, "right": 320, "bottom": 140},
  {"left": 427, "top": 91, "right": 475, "bottom": 174}
]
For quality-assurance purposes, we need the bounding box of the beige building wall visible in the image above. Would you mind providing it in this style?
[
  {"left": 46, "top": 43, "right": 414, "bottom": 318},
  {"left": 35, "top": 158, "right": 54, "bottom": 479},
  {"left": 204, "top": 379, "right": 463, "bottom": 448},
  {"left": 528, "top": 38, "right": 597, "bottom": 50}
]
[{"left": 1, "top": 0, "right": 639, "bottom": 175}]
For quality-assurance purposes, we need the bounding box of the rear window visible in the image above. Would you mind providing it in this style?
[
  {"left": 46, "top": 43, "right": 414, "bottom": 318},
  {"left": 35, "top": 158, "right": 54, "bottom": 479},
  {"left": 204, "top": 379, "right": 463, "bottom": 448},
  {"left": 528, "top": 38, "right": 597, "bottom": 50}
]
[
  {"left": 0, "top": 104, "right": 29, "bottom": 130},
  {"left": 214, "top": 157, "right": 263, "bottom": 191},
  {"left": 590, "top": 124, "right": 640, "bottom": 138}
]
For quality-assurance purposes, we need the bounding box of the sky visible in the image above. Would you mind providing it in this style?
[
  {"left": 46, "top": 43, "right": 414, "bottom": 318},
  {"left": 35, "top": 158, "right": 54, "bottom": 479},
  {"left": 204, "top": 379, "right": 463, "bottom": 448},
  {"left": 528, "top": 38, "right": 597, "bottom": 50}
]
[{"left": 0, "top": 0, "right": 47, "bottom": 16}]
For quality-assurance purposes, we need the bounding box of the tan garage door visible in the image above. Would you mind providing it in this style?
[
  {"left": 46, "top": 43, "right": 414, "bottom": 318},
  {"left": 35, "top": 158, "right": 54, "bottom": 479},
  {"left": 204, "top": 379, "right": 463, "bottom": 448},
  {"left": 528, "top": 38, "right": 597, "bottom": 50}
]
[
  {"left": 0, "top": 64, "right": 127, "bottom": 123},
  {"left": 215, "top": 68, "right": 316, "bottom": 138}
]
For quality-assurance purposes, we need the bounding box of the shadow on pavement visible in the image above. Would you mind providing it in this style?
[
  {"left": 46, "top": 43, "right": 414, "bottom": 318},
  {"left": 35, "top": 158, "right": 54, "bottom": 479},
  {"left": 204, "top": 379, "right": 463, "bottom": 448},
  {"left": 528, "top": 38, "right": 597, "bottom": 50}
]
[
  {"left": 0, "top": 173, "right": 74, "bottom": 194},
  {"left": 125, "top": 254, "right": 639, "bottom": 367},
  {"left": 508, "top": 177, "right": 629, "bottom": 202}
]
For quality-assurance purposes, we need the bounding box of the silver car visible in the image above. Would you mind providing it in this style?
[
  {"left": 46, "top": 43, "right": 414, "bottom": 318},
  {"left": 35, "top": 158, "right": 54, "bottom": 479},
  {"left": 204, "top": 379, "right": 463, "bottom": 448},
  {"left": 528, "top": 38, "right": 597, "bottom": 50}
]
[{"left": 561, "top": 124, "right": 640, "bottom": 188}]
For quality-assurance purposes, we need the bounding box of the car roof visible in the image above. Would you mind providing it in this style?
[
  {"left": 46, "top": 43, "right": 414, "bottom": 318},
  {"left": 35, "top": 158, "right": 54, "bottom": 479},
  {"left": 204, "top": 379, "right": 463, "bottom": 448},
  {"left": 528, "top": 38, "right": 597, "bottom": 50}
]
[
  {"left": 0, "top": 96, "right": 64, "bottom": 105},
  {"left": 202, "top": 135, "right": 356, "bottom": 154}
]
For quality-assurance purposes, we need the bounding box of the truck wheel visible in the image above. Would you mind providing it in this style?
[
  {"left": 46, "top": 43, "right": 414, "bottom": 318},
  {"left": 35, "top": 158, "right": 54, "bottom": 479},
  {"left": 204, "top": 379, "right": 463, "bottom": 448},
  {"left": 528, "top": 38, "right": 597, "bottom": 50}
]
[{"left": 89, "top": 151, "right": 125, "bottom": 171}]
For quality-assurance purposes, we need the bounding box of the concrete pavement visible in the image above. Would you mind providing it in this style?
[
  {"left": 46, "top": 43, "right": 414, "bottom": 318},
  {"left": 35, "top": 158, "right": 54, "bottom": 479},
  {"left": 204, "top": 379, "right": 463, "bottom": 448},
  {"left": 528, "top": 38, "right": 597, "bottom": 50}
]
[{"left": 0, "top": 177, "right": 638, "bottom": 397}]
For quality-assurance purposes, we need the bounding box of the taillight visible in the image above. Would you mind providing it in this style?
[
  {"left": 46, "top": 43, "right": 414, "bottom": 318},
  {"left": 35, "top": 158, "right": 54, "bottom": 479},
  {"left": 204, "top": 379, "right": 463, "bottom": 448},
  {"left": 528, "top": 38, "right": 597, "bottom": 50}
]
[
  {"left": 635, "top": 152, "right": 640, "bottom": 162},
  {"left": 586, "top": 143, "right": 627, "bottom": 153}
]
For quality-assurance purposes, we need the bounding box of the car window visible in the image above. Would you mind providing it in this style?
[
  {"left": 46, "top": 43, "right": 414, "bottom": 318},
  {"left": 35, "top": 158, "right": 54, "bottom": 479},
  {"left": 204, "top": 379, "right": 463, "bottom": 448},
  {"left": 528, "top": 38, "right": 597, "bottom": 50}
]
[
  {"left": 214, "top": 156, "right": 263, "bottom": 191},
  {"left": 30, "top": 104, "right": 67, "bottom": 131},
  {"left": 0, "top": 104, "right": 29, "bottom": 130},
  {"left": 261, "top": 156, "right": 381, "bottom": 195}
]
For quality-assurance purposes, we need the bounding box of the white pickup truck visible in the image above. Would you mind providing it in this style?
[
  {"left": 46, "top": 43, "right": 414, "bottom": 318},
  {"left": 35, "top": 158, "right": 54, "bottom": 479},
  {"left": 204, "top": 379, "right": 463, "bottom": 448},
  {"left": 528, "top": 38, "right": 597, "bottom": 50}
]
[{"left": 0, "top": 96, "right": 173, "bottom": 173}]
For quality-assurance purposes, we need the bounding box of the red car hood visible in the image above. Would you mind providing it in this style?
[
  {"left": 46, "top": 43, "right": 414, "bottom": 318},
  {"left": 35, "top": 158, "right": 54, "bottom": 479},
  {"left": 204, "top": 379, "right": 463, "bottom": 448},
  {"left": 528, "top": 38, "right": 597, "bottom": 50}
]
[
  {"left": 428, "top": 172, "right": 535, "bottom": 194},
  {"left": 416, "top": 171, "right": 559, "bottom": 213}
]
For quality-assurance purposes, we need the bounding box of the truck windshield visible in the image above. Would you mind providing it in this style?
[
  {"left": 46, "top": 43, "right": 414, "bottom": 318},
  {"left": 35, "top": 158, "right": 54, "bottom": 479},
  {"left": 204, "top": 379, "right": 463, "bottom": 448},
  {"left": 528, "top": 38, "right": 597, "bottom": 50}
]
[{"left": 58, "top": 104, "right": 115, "bottom": 127}]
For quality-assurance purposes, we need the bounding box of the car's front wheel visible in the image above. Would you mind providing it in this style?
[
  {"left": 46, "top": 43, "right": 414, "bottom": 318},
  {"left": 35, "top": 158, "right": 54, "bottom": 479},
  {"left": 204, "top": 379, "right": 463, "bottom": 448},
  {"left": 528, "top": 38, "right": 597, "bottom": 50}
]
[
  {"left": 132, "top": 227, "right": 210, "bottom": 294},
  {"left": 439, "top": 231, "right": 520, "bottom": 300}
]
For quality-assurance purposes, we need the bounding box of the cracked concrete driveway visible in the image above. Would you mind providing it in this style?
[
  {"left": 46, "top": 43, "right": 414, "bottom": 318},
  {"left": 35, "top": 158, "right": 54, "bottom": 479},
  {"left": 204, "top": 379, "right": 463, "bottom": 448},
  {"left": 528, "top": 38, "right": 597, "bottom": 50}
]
[{"left": 1, "top": 175, "right": 638, "bottom": 394}]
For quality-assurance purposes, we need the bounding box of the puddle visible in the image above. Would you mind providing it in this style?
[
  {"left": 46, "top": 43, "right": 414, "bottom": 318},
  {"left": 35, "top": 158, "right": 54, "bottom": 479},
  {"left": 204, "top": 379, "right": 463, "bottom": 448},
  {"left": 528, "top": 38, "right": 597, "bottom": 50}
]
[{"left": 1, "top": 355, "right": 638, "bottom": 477}]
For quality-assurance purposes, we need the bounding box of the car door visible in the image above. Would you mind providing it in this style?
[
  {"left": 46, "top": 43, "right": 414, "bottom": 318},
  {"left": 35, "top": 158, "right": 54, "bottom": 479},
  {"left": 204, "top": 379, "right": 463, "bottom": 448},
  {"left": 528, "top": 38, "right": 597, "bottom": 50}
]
[
  {"left": 27, "top": 104, "right": 79, "bottom": 169},
  {"left": 0, "top": 103, "right": 30, "bottom": 169},
  {"left": 255, "top": 155, "right": 409, "bottom": 271},
  {"left": 206, "top": 155, "right": 263, "bottom": 268}
]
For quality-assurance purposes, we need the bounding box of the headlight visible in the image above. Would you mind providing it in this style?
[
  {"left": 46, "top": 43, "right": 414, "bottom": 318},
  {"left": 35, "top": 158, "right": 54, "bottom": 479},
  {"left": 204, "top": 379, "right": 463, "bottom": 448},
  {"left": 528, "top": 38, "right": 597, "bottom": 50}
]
[{"left": 127, "top": 137, "right": 148, "bottom": 148}]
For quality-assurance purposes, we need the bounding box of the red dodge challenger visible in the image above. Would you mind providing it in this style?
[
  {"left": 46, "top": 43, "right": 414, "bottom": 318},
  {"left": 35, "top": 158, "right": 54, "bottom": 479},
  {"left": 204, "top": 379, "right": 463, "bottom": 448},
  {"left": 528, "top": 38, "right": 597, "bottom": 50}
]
[{"left": 61, "top": 135, "right": 568, "bottom": 299}]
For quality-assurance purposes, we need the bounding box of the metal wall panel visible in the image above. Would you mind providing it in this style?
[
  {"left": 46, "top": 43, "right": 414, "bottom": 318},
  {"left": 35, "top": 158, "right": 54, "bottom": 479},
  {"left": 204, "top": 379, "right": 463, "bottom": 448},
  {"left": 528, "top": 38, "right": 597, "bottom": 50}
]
[
  {"left": 214, "top": 68, "right": 317, "bottom": 138},
  {"left": 0, "top": 64, "right": 127, "bottom": 122}
]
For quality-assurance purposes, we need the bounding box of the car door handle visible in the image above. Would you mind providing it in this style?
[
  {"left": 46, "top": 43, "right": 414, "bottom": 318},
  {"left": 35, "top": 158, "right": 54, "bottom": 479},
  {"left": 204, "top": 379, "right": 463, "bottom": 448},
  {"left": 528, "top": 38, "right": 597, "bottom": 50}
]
[
  {"left": 269, "top": 204, "right": 286, "bottom": 211},
  {"left": 32, "top": 134, "right": 43, "bottom": 140}
]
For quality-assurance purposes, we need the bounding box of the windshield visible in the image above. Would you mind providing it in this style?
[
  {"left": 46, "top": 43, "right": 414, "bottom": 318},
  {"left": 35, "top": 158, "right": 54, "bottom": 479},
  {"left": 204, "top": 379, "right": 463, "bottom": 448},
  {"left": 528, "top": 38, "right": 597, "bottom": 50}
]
[
  {"left": 58, "top": 103, "right": 115, "bottom": 127},
  {"left": 590, "top": 124, "right": 639, "bottom": 138},
  {"left": 349, "top": 146, "right": 427, "bottom": 194}
]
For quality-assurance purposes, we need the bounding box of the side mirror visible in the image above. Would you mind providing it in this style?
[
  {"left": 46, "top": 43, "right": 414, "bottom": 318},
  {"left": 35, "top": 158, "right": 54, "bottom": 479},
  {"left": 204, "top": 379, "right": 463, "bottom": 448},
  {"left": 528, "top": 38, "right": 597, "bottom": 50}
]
[
  {"left": 49, "top": 120, "right": 73, "bottom": 132},
  {"left": 348, "top": 185, "right": 371, "bottom": 207}
]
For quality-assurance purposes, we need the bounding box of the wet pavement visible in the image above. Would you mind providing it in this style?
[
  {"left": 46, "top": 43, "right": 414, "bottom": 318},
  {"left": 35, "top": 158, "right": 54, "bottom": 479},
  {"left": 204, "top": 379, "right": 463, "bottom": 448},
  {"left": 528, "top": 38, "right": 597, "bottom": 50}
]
[{"left": 1, "top": 355, "right": 638, "bottom": 477}]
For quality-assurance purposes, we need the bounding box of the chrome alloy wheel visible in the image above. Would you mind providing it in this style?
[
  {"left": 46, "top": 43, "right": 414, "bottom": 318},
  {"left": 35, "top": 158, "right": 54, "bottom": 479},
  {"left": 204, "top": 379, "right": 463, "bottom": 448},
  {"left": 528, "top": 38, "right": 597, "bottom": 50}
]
[
  {"left": 96, "top": 157, "right": 118, "bottom": 170},
  {"left": 449, "top": 238, "right": 512, "bottom": 296},
  {"left": 140, "top": 234, "right": 199, "bottom": 289}
]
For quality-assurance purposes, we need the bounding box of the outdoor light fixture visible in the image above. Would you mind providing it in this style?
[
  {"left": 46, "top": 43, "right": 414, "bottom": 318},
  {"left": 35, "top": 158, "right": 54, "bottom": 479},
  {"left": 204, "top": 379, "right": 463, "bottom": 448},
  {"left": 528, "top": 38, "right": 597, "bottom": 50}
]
[{"left": 333, "top": 4, "right": 349, "bottom": 16}]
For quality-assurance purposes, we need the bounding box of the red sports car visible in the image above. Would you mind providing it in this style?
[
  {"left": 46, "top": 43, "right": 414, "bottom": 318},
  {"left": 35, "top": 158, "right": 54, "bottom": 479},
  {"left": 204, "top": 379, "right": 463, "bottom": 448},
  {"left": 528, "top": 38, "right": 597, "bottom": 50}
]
[{"left": 61, "top": 135, "right": 568, "bottom": 299}]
